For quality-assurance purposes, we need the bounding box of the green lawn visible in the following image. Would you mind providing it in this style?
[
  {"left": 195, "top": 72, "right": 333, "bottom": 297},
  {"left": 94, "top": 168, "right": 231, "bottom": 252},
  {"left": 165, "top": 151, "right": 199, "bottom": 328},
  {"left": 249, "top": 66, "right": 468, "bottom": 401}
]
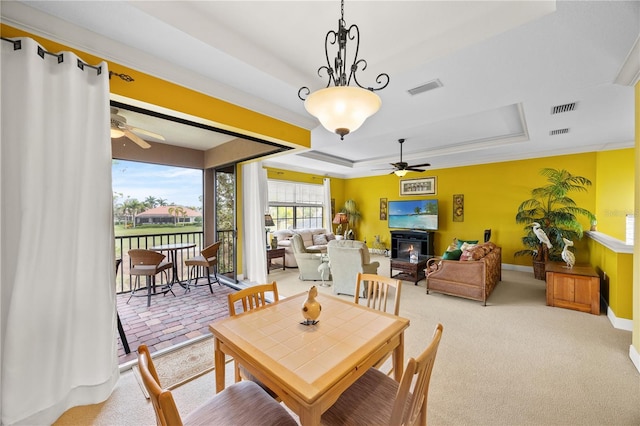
[{"left": 114, "top": 223, "right": 202, "bottom": 237}]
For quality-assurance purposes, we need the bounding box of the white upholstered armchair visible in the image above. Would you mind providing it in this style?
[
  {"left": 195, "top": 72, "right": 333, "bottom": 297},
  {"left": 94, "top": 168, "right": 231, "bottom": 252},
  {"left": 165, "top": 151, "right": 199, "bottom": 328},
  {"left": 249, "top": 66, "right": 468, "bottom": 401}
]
[
  {"left": 291, "top": 234, "right": 327, "bottom": 281},
  {"left": 327, "top": 239, "right": 379, "bottom": 296}
]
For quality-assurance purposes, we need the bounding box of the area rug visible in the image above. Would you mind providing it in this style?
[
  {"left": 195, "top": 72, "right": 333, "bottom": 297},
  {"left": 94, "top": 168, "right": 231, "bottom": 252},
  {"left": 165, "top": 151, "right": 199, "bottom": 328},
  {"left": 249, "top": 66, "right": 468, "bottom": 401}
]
[{"left": 133, "top": 336, "right": 229, "bottom": 398}]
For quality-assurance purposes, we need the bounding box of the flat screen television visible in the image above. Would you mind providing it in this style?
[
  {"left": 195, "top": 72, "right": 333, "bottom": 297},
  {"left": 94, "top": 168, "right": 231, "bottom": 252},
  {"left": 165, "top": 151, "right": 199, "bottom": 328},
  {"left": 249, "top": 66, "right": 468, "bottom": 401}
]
[{"left": 388, "top": 199, "right": 438, "bottom": 230}]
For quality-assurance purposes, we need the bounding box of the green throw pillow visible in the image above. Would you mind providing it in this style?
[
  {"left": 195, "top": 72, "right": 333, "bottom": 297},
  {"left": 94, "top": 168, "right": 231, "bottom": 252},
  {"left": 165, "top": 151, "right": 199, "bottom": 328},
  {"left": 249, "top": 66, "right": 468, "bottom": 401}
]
[
  {"left": 456, "top": 239, "right": 479, "bottom": 249},
  {"left": 442, "top": 249, "right": 463, "bottom": 260}
]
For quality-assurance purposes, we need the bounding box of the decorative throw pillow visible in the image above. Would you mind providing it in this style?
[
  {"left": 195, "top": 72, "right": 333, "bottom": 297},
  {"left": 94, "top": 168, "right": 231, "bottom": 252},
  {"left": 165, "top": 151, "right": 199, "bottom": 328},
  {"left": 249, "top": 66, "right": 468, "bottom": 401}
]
[
  {"left": 457, "top": 239, "right": 479, "bottom": 249},
  {"left": 460, "top": 250, "right": 474, "bottom": 261},
  {"left": 325, "top": 233, "right": 336, "bottom": 241},
  {"left": 459, "top": 242, "right": 478, "bottom": 252},
  {"left": 313, "top": 234, "right": 328, "bottom": 245},
  {"left": 442, "top": 249, "right": 463, "bottom": 260},
  {"left": 446, "top": 238, "right": 459, "bottom": 252}
]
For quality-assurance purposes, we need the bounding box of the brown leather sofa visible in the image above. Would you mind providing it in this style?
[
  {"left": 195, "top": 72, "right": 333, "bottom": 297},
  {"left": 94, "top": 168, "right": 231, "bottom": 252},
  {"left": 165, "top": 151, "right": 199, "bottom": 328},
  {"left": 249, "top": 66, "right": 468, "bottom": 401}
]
[{"left": 425, "top": 242, "right": 501, "bottom": 305}]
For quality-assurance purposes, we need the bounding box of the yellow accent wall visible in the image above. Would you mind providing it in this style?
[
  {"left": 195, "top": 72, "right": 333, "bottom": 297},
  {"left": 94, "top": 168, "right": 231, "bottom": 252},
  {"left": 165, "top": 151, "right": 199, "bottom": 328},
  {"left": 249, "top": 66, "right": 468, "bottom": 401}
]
[
  {"left": 588, "top": 239, "right": 634, "bottom": 319},
  {"left": 0, "top": 24, "right": 310, "bottom": 148},
  {"left": 595, "top": 149, "right": 635, "bottom": 240},
  {"left": 344, "top": 153, "right": 598, "bottom": 264}
]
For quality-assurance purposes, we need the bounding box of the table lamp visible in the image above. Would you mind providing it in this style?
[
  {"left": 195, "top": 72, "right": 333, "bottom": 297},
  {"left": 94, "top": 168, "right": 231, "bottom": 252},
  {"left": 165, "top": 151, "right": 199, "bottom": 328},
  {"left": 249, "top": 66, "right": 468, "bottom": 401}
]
[
  {"left": 332, "top": 212, "right": 348, "bottom": 237},
  {"left": 265, "top": 214, "right": 275, "bottom": 248}
]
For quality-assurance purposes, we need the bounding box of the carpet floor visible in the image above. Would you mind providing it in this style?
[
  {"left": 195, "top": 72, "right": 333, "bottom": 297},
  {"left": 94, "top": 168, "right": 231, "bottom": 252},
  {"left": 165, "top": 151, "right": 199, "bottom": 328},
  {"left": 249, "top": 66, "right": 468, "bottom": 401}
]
[{"left": 55, "top": 255, "right": 640, "bottom": 425}]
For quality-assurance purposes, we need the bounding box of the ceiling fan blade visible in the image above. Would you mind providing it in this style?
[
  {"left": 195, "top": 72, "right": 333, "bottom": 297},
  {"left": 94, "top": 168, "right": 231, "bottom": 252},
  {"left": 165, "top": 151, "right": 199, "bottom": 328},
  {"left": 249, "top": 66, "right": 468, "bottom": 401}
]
[
  {"left": 124, "top": 129, "right": 151, "bottom": 149},
  {"left": 408, "top": 163, "right": 431, "bottom": 168},
  {"left": 127, "top": 125, "right": 165, "bottom": 141},
  {"left": 406, "top": 168, "right": 427, "bottom": 172}
]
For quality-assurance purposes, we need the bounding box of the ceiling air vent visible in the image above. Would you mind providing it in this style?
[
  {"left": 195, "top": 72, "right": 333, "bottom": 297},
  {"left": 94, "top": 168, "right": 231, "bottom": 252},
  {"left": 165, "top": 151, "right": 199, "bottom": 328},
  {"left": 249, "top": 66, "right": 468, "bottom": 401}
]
[
  {"left": 550, "top": 128, "right": 569, "bottom": 136},
  {"left": 551, "top": 102, "right": 576, "bottom": 114},
  {"left": 407, "top": 79, "right": 443, "bottom": 96}
]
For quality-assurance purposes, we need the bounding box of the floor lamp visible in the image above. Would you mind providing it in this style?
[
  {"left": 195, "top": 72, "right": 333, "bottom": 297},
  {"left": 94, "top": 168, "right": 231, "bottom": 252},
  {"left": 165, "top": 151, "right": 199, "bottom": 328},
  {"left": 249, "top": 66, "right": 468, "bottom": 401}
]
[{"left": 265, "top": 214, "right": 275, "bottom": 248}]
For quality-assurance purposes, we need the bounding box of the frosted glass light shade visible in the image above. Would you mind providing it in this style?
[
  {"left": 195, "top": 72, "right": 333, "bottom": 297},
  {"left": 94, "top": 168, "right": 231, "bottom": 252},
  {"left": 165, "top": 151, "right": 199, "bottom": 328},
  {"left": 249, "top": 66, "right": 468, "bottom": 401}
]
[
  {"left": 304, "top": 86, "right": 381, "bottom": 138},
  {"left": 394, "top": 169, "right": 408, "bottom": 177}
]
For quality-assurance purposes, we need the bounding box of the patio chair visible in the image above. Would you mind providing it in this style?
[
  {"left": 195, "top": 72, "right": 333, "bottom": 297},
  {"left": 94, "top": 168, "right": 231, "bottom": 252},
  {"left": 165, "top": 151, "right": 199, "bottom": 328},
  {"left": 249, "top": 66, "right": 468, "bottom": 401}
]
[
  {"left": 128, "top": 249, "right": 174, "bottom": 307},
  {"left": 321, "top": 323, "right": 444, "bottom": 426},
  {"left": 184, "top": 241, "right": 221, "bottom": 293},
  {"left": 137, "top": 345, "right": 296, "bottom": 426}
]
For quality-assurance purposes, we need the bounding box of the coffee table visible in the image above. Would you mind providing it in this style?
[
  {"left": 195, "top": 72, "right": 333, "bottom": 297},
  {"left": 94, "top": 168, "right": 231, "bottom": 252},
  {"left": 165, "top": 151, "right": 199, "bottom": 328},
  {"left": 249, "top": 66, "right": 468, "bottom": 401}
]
[{"left": 390, "top": 256, "right": 432, "bottom": 284}]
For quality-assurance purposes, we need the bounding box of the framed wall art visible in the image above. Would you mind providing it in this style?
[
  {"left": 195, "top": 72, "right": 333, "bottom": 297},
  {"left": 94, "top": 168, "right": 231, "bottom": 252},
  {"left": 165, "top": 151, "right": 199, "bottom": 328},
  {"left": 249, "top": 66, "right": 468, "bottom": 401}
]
[
  {"left": 399, "top": 177, "right": 436, "bottom": 196},
  {"left": 453, "top": 194, "right": 464, "bottom": 222},
  {"left": 379, "top": 198, "right": 387, "bottom": 220}
]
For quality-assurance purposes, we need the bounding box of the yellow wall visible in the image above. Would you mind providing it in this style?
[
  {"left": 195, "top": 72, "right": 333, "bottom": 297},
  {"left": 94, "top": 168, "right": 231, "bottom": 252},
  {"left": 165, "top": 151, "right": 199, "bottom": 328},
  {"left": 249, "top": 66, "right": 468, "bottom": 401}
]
[
  {"left": 588, "top": 239, "right": 634, "bottom": 319},
  {"left": 595, "top": 149, "right": 635, "bottom": 240},
  {"left": 344, "top": 153, "right": 598, "bottom": 264}
]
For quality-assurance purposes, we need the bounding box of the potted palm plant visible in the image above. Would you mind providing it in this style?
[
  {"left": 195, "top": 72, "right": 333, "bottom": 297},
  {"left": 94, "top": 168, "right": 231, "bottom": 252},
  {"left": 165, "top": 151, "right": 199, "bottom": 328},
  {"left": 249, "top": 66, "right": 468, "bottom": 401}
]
[
  {"left": 515, "top": 168, "right": 596, "bottom": 279},
  {"left": 342, "top": 199, "right": 361, "bottom": 240}
]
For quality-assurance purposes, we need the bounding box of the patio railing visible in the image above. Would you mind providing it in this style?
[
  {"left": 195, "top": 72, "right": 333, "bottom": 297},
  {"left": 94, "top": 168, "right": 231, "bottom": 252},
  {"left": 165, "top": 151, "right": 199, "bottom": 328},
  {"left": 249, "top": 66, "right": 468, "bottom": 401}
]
[{"left": 115, "top": 229, "right": 235, "bottom": 294}]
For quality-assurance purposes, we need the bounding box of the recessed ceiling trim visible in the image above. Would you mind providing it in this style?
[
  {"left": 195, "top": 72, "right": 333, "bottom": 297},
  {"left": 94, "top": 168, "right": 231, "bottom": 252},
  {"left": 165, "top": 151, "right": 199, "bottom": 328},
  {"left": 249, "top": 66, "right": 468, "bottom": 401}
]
[{"left": 297, "top": 151, "right": 355, "bottom": 168}]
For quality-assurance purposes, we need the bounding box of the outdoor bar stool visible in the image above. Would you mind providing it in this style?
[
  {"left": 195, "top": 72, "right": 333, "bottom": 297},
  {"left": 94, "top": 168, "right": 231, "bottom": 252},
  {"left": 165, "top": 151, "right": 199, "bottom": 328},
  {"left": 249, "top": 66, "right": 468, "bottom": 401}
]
[
  {"left": 184, "top": 241, "right": 221, "bottom": 293},
  {"left": 128, "top": 249, "right": 175, "bottom": 307}
]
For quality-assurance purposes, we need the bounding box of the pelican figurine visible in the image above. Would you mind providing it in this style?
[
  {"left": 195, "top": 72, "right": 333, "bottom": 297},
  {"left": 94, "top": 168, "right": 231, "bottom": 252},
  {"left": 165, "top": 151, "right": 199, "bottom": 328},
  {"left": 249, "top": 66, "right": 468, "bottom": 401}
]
[
  {"left": 532, "top": 222, "right": 552, "bottom": 249},
  {"left": 561, "top": 238, "right": 575, "bottom": 268}
]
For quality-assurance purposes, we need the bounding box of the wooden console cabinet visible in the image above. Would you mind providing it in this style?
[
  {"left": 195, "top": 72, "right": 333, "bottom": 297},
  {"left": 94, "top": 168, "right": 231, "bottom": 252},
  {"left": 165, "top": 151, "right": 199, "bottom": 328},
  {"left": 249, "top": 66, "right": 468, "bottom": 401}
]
[{"left": 545, "top": 262, "right": 600, "bottom": 315}]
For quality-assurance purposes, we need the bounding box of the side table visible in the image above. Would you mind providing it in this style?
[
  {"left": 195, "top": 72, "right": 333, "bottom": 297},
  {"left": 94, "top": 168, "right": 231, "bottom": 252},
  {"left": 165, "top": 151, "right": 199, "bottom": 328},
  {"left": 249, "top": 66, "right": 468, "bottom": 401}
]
[
  {"left": 545, "top": 262, "right": 600, "bottom": 315},
  {"left": 266, "top": 247, "right": 285, "bottom": 273}
]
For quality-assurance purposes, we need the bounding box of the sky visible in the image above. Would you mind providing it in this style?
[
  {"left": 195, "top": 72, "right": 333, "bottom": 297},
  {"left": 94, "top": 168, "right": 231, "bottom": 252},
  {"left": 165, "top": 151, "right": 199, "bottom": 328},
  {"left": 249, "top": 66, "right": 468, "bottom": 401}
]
[{"left": 112, "top": 160, "right": 203, "bottom": 208}]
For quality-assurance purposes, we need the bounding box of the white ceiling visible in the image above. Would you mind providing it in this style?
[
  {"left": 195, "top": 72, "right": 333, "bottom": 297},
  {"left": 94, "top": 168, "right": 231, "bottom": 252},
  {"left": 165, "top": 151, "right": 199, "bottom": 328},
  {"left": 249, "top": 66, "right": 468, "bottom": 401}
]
[{"left": 2, "top": 1, "right": 639, "bottom": 178}]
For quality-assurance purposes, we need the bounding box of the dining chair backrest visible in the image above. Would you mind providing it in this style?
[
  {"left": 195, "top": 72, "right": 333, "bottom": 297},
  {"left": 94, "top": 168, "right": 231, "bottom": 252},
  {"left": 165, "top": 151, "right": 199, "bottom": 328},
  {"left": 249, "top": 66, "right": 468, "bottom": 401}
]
[
  {"left": 228, "top": 282, "right": 279, "bottom": 316},
  {"left": 137, "top": 345, "right": 184, "bottom": 426},
  {"left": 354, "top": 273, "right": 402, "bottom": 316},
  {"left": 392, "top": 323, "right": 443, "bottom": 426}
]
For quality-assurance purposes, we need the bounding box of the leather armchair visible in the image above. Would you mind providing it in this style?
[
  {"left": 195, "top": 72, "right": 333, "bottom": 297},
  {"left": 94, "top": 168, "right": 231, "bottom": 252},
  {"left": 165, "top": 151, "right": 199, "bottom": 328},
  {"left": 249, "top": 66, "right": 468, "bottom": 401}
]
[
  {"left": 327, "top": 239, "right": 379, "bottom": 296},
  {"left": 291, "top": 234, "right": 327, "bottom": 281}
]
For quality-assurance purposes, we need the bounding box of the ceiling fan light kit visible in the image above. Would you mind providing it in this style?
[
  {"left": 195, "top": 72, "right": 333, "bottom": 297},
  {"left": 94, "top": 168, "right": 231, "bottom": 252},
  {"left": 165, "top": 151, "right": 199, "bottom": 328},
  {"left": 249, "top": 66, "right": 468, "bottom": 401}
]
[{"left": 298, "top": 0, "right": 389, "bottom": 140}]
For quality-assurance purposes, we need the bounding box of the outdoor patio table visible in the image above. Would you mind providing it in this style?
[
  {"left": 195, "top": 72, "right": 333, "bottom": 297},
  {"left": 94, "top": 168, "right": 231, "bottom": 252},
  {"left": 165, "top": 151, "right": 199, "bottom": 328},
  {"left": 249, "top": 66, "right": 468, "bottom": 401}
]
[
  {"left": 150, "top": 242, "right": 196, "bottom": 288},
  {"left": 209, "top": 292, "right": 409, "bottom": 426}
]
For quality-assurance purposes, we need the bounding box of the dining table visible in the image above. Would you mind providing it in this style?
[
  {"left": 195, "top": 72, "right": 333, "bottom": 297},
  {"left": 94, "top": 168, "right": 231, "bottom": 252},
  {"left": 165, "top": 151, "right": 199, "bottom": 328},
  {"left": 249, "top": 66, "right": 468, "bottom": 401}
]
[
  {"left": 209, "top": 291, "right": 410, "bottom": 426},
  {"left": 150, "top": 242, "right": 196, "bottom": 288}
]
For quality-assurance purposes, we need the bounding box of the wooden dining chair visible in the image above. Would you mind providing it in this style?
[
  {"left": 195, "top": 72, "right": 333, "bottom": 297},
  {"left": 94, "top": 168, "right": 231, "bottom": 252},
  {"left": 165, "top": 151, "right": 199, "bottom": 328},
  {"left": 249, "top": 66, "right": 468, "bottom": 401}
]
[
  {"left": 354, "top": 272, "right": 402, "bottom": 315},
  {"left": 128, "top": 249, "right": 174, "bottom": 307},
  {"left": 137, "top": 345, "right": 296, "bottom": 426},
  {"left": 184, "top": 241, "right": 221, "bottom": 293},
  {"left": 227, "top": 282, "right": 280, "bottom": 398},
  {"left": 321, "top": 323, "right": 444, "bottom": 426},
  {"left": 355, "top": 272, "right": 402, "bottom": 376}
]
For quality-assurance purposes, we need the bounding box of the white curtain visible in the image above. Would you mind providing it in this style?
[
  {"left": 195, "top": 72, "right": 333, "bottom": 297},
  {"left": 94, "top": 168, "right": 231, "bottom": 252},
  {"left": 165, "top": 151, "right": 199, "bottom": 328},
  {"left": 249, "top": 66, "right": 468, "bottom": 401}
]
[
  {"left": 242, "top": 162, "right": 268, "bottom": 284},
  {"left": 323, "top": 178, "right": 333, "bottom": 233},
  {"left": 1, "top": 38, "right": 118, "bottom": 425}
]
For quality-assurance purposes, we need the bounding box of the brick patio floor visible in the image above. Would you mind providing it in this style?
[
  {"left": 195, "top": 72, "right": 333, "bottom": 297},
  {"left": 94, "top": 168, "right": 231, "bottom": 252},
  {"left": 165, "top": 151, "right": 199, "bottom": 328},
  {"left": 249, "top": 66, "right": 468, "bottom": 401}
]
[{"left": 116, "top": 279, "right": 235, "bottom": 365}]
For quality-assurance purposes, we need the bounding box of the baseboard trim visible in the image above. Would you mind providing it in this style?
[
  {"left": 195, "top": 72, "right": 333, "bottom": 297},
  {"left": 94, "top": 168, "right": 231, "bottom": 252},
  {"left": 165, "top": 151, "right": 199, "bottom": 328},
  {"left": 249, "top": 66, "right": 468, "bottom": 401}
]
[
  {"left": 629, "top": 344, "right": 640, "bottom": 374},
  {"left": 606, "top": 306, "right": 633, "bottom": 331}
]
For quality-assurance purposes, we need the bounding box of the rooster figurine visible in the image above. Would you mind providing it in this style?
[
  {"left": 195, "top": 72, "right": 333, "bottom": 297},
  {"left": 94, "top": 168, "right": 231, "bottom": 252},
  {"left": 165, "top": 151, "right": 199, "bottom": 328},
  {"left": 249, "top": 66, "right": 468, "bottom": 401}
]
[
  {"left": 532, "top": 222, "right": 553, "bottom": 249},
  {"left": 561, "top": 238, "right": 575, "bottom": 268}
]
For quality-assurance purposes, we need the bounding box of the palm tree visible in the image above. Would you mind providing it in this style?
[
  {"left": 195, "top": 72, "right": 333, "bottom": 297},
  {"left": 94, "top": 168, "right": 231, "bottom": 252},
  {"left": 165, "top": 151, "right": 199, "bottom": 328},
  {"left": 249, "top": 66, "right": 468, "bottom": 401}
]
[
  {"left": 122, "top": 198, "right": 145, "bottom": 228},
  {"left": 168, "top": 206, "right": 185, "bottom": 226},
  {"left": 157, "top": 198, "right": 168, "bottom": 206},
  {"left": 515, "top": 168, "right": 596, "bottom": 276},
  {"left": 144, "top": 196, "right": 158, "bottom": 209}
]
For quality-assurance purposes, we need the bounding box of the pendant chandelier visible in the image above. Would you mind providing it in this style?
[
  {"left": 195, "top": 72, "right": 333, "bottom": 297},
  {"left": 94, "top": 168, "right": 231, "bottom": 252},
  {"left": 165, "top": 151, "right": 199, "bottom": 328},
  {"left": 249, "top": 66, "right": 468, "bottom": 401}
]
[{"left": 298, "top": 0, "right": 389, "bottom": 140}]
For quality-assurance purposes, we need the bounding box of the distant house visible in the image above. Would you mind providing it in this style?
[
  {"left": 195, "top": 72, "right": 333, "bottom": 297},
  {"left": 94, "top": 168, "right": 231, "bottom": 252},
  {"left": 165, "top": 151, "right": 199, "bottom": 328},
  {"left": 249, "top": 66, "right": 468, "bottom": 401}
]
[{"left": 135, "top": 206, "right": 201, "bottom": 225}]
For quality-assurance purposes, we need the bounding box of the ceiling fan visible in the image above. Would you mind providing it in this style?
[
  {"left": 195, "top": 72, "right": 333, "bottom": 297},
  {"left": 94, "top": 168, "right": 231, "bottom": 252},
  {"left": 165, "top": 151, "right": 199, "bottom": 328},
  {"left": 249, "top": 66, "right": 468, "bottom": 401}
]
[
  {"left": 385, "top": 138, "right": 431, "bottom": 177},
  {"left": 110, "top": 107, "right": 165, "bottom": 149}
]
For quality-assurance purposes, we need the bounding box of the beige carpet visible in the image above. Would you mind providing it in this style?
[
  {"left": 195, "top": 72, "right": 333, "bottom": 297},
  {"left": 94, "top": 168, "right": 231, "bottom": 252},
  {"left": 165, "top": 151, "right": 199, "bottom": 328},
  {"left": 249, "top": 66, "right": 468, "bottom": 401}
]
[{"left": 55, "top": 255, "right": 640, "bottom": 425}]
